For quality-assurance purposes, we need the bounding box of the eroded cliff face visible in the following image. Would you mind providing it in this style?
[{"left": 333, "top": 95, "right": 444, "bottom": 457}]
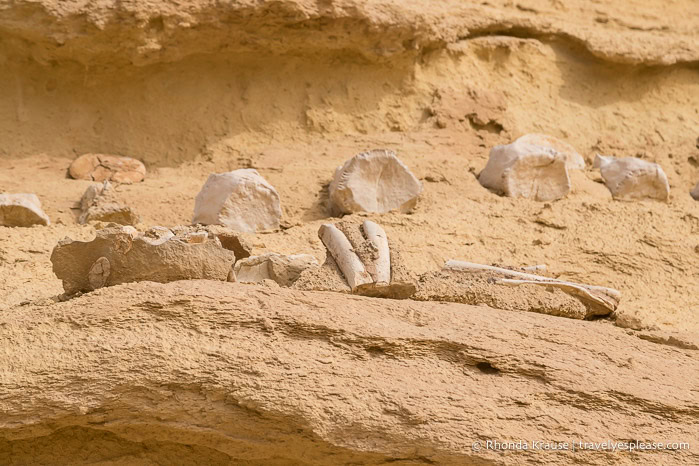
[
  {"left": 1, "top": 1, "right": 698, "bottom": 464},
  {"left": 1, "top": 0, "right": 698, "bottom": 167},
  {"left": 1, "top": 281, "right": 698, "bottom": 465}
]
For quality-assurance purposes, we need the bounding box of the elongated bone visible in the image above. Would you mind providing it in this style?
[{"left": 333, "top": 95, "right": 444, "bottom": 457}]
[
  {"left": 498, "top": 279, "right": 619, "bottom": 315},
  {"left": 523, "top": 264, "right": 547, "bottom": 273},
  {"left": 444, "top": 260, "right": 621, "bottom": 313},
  {"left": 361, "top": 220, "right": 391, "bottom": 286},
  {"left": 319, "top": 224, "right": 373, "bottom": 291}
]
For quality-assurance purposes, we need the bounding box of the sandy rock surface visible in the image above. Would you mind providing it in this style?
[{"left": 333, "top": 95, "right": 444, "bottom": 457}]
[
  {"left": 0, "top": 281, "right": 697, "bottom": 465},
  {"left": 78, "top": 181, "right": 138, "bottom": 225},
  {"left": 1, "top": 0, "right": 699, "bottom": 463}
]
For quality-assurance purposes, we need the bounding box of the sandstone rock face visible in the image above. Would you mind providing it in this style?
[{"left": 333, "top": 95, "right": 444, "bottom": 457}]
[
  {"left": 78, "top": 181, "right": 138, "bottom": 225},
  {"left": 690, "top": 182, "right": 699, "bottom": 200},
  {"left": 232, "top": 253, "right": 318, "bottom": 286},
  {"left": 0, "top": 281, "right": 696, "bottom": 465},
  {"left": 0, "top": 193, "right": 50, "bottom": 227},
  {"left": 516, "top": 133, "right": 586, "bottom": 170},
  {"left": 479, "top": 139, "right": 571, "bottom": 201},
  {"left": 594, "top": 155, "right": 670, "bottom": 201},
  {"left": 329, "top": 150, "right": 422, "bottom": 214},
  {"left": 192, "top": 169, "right": 281, "bottom": 233},
  {"left": 69, "top": 154, "right": 146, "bottom": 184},
  {"left": 50, "top": 226, "right": 235, "bottom": 294}
]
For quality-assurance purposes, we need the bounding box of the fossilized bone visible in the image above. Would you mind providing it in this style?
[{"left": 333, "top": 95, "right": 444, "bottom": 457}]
[
  {"left": 444, "top": 260, "right": 620, "bottom": 314},
  {"left": 361, "top": 220, "right": 391, "bottom": 286},
  {"left": 318, "top": 224, "right": 373, "bottom": 291}
]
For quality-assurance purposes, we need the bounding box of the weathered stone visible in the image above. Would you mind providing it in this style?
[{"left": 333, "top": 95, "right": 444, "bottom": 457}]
[
  {"left": 192, "top": 169, "right": 281, "bottom": 233},
  {"left": 69, "top": 154, "right": 146, "bottom": 183},
  {"left": 516, "top": 133, "right": 586, "bottom": 169},
  {"left": 78, "top": 181, "right": 138, "bottom": 225},
  {"left": 1, "top": 281, "right": 696, "bottom": 465},
  {"left": 50, "top": 226, "right": 236, "bottom": 294},
  {"left": 0, "top": 193, "right": 50, "bottom": 227},
  {"left": 690, "top": 182, "right": 699, "bottom": 200},
  {"left": 232, "top": 253, "right": 318, "bottom": 286},
  {"left": 479, "top": 139, "right": 571, "bottom": 201},
  {"left": 329, "top": 149, "right": 422, "bottom": 214},
  {"left": 594, "top": 154, "right": 670, "bottom": 201}
]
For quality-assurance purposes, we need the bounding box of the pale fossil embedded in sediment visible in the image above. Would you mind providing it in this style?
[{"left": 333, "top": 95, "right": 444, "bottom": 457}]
[
  {"left": 593, "top": 154, "right": 670, "bottom": 201},
  {"left": 443, "top": 260, "right": 621, "bottom": 317},
  {"left": 361, "top": 220, "right": 391, "bottom": 286},
  {"left": 311, "top": 221, "right": 416, "bottom": 298},
  {"left": 232, "top": 253, "right": 319, "bottom": 287},
  {"left": 479, "top": 139, "right": 571, "bottom": 201},
  {"left": 192, "top": 168, "right": 281, "bottom": 233},
  {"left": 328, "top": 149, "right": 422, "bottom": 214},
  {"left": 318, "top": 223, "right": 373, "bottom": 291},
  {"left": 51, "top": 226, "right": 236, "bottom": 294},
  {"left": 0, "top": 193, "right": 50, "bottom": 227}
]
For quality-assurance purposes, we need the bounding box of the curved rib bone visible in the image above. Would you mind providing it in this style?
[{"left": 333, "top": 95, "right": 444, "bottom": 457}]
[
  {"left": 444, "top": 260, "right": 621, "bottom": 313},
  {"left": 319, "top": 224, "right": 373, "bottom": 291},
  {"left": 361, "top": 220, "right": 391, "bottom": 286}
]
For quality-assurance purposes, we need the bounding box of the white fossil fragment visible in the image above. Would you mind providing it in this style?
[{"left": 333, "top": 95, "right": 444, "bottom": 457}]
[
  {"left": 233, "top": 253, "right": 318, "bottom": 287},
  {"left": 516, "top": 134, "right": 585, "bottom": 170},
  {"left": 593, "top": 154, "right": 670, "bottom": 201},
  {"left": 0, "top": 193, "right": 50, "bottom": 227},
  {"left": 361, "top": 220, "right": 391, "bottom": 286},
  {"left": 479, "top": 140, "right": 571, "bottom": 201},
  {"left": 329, "top": 149, "right": 422, "bottom": 214},
  {"left": 318, "top": 224, "right": 373, "bottom": 291},
  {"left": 193, "top": 169, "right": 281, "bottom": 233}
]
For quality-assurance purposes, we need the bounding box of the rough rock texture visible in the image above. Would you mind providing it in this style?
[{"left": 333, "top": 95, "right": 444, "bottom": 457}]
[
  {"left": 329, "top": 150, "right": 422, "bottom": 214},
  {"left": 192, "top": 169, "right": 281, "bottom": 233},
  {"left": 479, "top": 139, "right": 571, "bottom": 201},
  {"left": 69, "top": 154, "right": 146, "bottom": 184},
  {"left": 0, "top": 193, "right": 50, "bottom": 227},
  {"left": 50, "top": 226, "right": 235, "bottom": 294},
  {"left": 78, "top": 181, "right": 138, "bottom": 225},
  {"left": 0, "top": 281, "right": 697, "bottom": 465},
  {"left": 232, "top": 253, "right": 318, "bottom": 287},
  {"left": 594, "top": 155, "right": 670, "bottom": 201},
  {"left": 516, "top": 133, "right": 586, "bottom": 170}
]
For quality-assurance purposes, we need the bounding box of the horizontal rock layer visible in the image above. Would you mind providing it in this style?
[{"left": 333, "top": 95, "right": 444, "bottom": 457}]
[
  {"left": 1, "top": 281, "right": 697, "bottom": 465},
  {"left": 1, "top": 0, "right": 697, "bottom": 66}
]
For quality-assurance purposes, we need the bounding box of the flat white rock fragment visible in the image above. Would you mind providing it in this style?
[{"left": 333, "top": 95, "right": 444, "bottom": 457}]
[
  {"left": 329, "top": 149, "right": 422, "bottom": 214},
  {"left": 192, "top": 169, "right": 281, "bottom": 233},
  {"left": 516, "top": 133, "right": 586, "bottom": 170},
  {"left": 594, "top": 155, "right": 670, "bottom": 201},
  {"left": 690, "top": 182, "right": 699, "bottom": 201},
  {"left": 232, "top": 253, "right": 318, "bottom": 287},
  {"left": 0, "top": 193, "right": 50, "bottom": 227},
  {"left": 479, "top": 139, "right": 571, "bottom": 201}
]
